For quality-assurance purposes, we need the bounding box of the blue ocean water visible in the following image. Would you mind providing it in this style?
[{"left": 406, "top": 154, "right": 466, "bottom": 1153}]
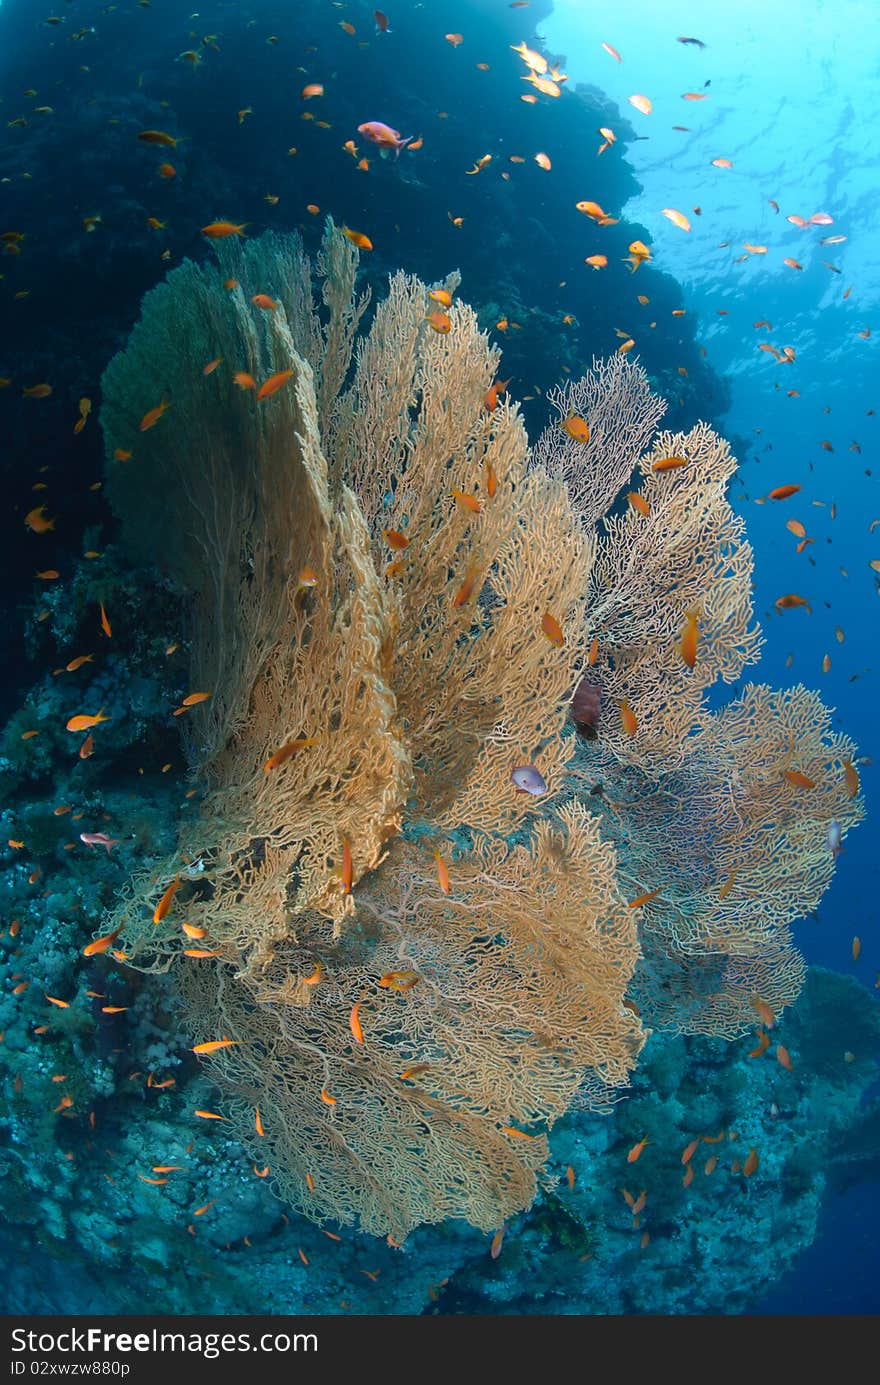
[{"left": 0, "top": 0, "right": 877, "bottom": 1316}]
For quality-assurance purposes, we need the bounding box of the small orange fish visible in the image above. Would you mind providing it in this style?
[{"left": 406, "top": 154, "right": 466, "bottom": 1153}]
[
  {"left": 24, "top": 505, "right": 56, "bottom": 533},
  {"left": 427, "top": 310, "right": 451, "bottom": 334},
  {"left": 743, "top": 1148, "right": 759, "bottom": 1177},
  {"left": 434, "top": 849, "right": 451, "bottom": 895},
  {"left": 584, "top": 254, "right": 608, "bottom": 270},
  {"left": 452, "top": 488, "right": 481, "bottom": 514},
  {"left": 139, "top": 398, "right": 171, "bottom": 432},
  {"left": 257, "top": 369, "right": 294, "bottom": 400},
  {"left": 753, "top": 997, "right": 775, "bottom": 1027},
  {"left": 252, "top": 293, "right": 278, "bottom": 311},
  {"left": 138, "top": 129, "right": 179, "bottom": 147},
  {"left": 627, "top": 491, "right": 650, "bottom": 517},
  {"left": 490, "top": 1226, "right": 505, "bottom": 1260},
  {"left": 852, "top": 936, "right": 861, "bottom": 961},
  {"left": 619, "top": 699, "right": 638, "bottom": 735},
  {"left": 770, "top": 484, "right": 801, "bottom": 500},
  {"left": 678, "top": 610, "right": 699, "bottom": 669},
  {"left": 775, "top": 593, "right": 811, "bottom": 613},
  {"left": 682, "top": 1164, "right": 695, "bottom": 1188},
  {"left": 747, "top": 1028, "right": 770, "bottom": 1058},
  {"left": 83, "top": 926, "right": 123, "bottom": 957},
  {"left": 782, "top": 769, "right": 815, "bottom": 789},
  {"left": 153, "top": 877, "right": 182, "bottom": 925},
  {"left": 201, "top": 221, "right": 247, "bottom": 238},
  {"left": 192, "top": 1038, "right": 239, "bottom": 1055},
  {"left": 652, "top": 455, "right": 687, "bottom": 472},
  {"left": 341, "top": 836, "right": 353, "bottom": 895},
  {"left": 662, "top": 208, "right": 691, "bottom": 232},
  {"left": 263, "top": 737, "right": 316, "bottom": 772},
  {"left": 627, "top": 1137, "right": 650, "bottom": 1164},
  {"left": 66, "top": 709, "right": 109, "bottom": 733},
  {"left": 377, "top": 970, "right": 420, "bottom": 991},
  {"left": 843, "top": 759, "right": 860, "bottom": 797},
  {"left": 540, "top": 612, "right": 564, "bottom": 647},
  {"left": 452, "top": 561, "right": 480, "bottom": 607},
  {"left": 320, "top": 1087, "right": 337, "bottom": 1105},
  {"left": 22, "top": 383, "right": 53, "bottom": 399},
  {"left": 628, "top": 887, "right": 664, "bottom": 909},
  {"left": 483, "top": 376, "right": 511, "bottom": 411},
  {"left": 234, "top": 372, "right": 257, "bottom": 391},
  {"left": 776, "top": 1044, "right": 794, "bottom": 1071},
  {"left": 79, "top": 733, "right": 95, "bottom": 760},
  {"left": 194, "top": 1109, "right": 227, "bottom": 1121},
  {"left": 301, "top": 83, "right": 324, "bottom": 99},
  {"left": 350, "top": 1000, "right": 364, "bottom": 1045},
  {"left": 681, "top": 1137, "right": 701, "bottom": 1165},
  {"left": 383, "top": 528, "right": 410, "bottom": 550},
  {"left": 114, "top": 448, "right": 133, "bottom": 462},
  {"left": 562, "top": 414, "right": 590, "bottom": 443},
  {"left": 343, "top": 228, "right": 373, "bottom": 251}
]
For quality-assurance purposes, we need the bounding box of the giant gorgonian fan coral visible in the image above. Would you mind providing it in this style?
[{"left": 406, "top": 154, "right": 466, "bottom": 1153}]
[{"left": 99, "top": 224, "right": 862, "bottom": 1240}]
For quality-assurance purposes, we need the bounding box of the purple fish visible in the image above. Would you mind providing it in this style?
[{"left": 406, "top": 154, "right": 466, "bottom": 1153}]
[
  {"left": 511, "top": 764, "right": 547, "bottom": 796},
  {"left": 80, "top": 832, "right": 120, "bottom": 854},
  {"left": 356, "top": 121, "right": 413, "bottom": 157}
]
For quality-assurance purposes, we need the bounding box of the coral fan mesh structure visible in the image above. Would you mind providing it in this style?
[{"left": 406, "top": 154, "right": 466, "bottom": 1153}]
[{"left": 99, "top": 225, "right": 861, "bottom": 1238}]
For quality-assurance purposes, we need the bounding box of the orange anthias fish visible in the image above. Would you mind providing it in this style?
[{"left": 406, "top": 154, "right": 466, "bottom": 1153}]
[
  {"left": 153, "top": 877, "right": 182, "bottom": 925},
  {"left": 775, "top": 593, "right": 811, "bottom": 613},
  {"left": 138, "top": 130, "right": 179, "bottom": 147},
  {"left": 65, "top": 710, "right": 110, "bottom": 733},
  {"left": 769, "top": 484, "right": 801, "bottom": 501},
  {"left": 782, "top": 769, "right": 815, "bottom": 789},
  {"left": 341, "top": 836, "right": 353, "bottom": 895},
  {"left": 627, "top": 1137, "right": 650, "bottom": 1164},
  {"left": 257, "top": 369, "right": 295, "bottom": 400},
  {"left": 192, "top": 1038, "right": 240, "bottom": 1055},
  {"left": 619, "top": 699, "right": 638, "bottom": 735},
  {"left": 562, "top": 414, "right": 590, "bottom": 443},
  {"left": 83, "top": 926, "right": 124, "bottom": 958},
  {"left": 25, "top": 506, "right": 56, "bottom": 533},
  {"left": 483, "top": 376, "right": 511, "bottom": 411},
  {"left": 201, "top": 221, "right": 248, "bottom": 238},
  {"left": 434, "top": 849, "right": 451, "bottom": 895},
  {"left": 343, "top": 228, "right": 373, "bottom": 251},
  {"left": 263, "top": 737, "right": 317, "bottom": 772},
  {"left": 540, "top": 612, "right": 564, "bottom": 646},
  {"left": 678, "top": 610, "right": 699, "bottom": 669},
  {"left": 139, "top": 398, "right": 171, "bottom": 432},
  {"left": 662, "top": 208, "right": 691, "bottom": 233}
]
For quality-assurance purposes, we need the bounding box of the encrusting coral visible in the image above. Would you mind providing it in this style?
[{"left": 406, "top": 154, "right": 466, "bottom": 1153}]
[{"left": 97, "top": 223, "right": 861, "bottom": 1239}]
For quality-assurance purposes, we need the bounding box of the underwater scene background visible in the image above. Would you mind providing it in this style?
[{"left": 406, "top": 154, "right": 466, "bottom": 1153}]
[{"left": 0, "top": 0, "right": 878, "bottom": 1316}]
